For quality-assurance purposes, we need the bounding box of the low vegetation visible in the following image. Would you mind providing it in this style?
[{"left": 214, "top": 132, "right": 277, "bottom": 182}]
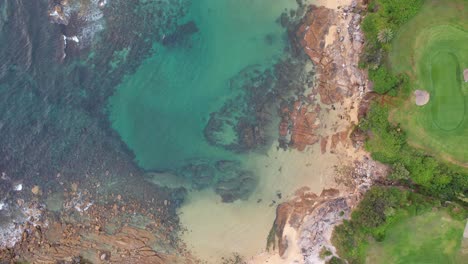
[
  {"left": 331, "top": 0, "right": 468, "bottom": 263},
  {"left": 389, "top": 0, "right": 467, "bottom": 163},
  {"left": 331, "top": 187, "right": 466, "bottom": 264},
  {"left": 360, "top": 103, "right": 468, "bottom": 200}
]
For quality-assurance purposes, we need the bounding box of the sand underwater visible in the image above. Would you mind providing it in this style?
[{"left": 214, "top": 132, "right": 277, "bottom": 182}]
[{"left": 0, "top": 0, "right": 360, "bottom": 263}]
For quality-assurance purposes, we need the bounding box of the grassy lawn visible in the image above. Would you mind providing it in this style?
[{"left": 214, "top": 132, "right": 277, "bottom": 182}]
[
  {"left": 365, "top": 210, "right": 466, "bottom": 264},
  {"left": 389, "top": 0, "right": 468, "bottom": 165}
]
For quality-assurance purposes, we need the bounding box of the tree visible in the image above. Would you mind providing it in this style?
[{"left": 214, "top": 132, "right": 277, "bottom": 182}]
[{"left": 378, "top": 28, "right": 394, "bottom": 43}]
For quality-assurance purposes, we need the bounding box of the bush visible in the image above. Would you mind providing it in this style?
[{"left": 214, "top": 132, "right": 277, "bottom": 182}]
[
  {"left": 406, "top": 156, "right": 438, "bottom": 187},
  {"left": 378, "top": 0, "right": 425, "bottom": 28},
  {"left": 360, "top": 0, "right": 424, "bottom": 68},
  {"left": 332, "top": 220, "right": 367, "bottom": 263},
  {"left": 360, "top": 103, "right": 406, "bottom": 163},
  {"left": 327, "top": 256, "right": 347, "bottom": 264},
  {"left": 389, "top": 162, "right": 410, "bottom": 181},
  {"left": 369, "top": 67, "right": 399, "bottom": 94}
]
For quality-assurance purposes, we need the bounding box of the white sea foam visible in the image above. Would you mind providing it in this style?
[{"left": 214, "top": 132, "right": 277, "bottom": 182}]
[
  {"left": 49, "top": 0, "right": 107, "bottom": 49},
  {"left": 13, "top": 183, "right": 22, "bottom": 191},
  {"left": 0, "top": 201, "right": 45, "bottom": 248}
]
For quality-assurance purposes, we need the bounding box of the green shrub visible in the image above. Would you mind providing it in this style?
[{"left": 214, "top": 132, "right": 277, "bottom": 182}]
[
  {"left": 369, "top": 67, "right": 399, "bottom": 94},
  {"left": 360, "top": 103, "right": 406, "bottom": 163},
  {"left": 327, "top": 256, "right": 347, "bottom": 264}
]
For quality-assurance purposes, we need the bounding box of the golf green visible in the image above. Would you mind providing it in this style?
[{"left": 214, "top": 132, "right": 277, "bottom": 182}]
[
  {"left": 430, "top": 52, "right": 464, "bottom": 131},
  {"left": 390, "top": 0, "right": 468, "bottom": 164}
]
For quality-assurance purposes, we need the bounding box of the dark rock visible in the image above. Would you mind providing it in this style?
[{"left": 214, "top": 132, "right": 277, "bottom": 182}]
[
  {"left": 162, "top": 21, "right": 199, "bottom": 46},
  {"left": 178, "top": 160, "right": 215, "bottom": 190}
]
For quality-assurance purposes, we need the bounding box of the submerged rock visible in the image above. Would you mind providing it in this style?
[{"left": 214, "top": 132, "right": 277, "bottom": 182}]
[
  {"left": 162, "top": 21, "right": 199, "bottom": 47},
  {"left": 178, "top": 159, "right": 216, "bottom": 190},
  {"left": 204, "top": 65, "right": 276, "bottom": 152},
  {"left": 215, "top": 169, "right": 258, "bottom": 203},
  {"left": 212, "top": 160, "right": 258, "bottom": 203}
]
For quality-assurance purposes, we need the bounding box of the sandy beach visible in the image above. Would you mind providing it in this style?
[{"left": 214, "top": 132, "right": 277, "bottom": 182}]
[{"left": 179, "top": 142, "right": 342, "bottom": 263}]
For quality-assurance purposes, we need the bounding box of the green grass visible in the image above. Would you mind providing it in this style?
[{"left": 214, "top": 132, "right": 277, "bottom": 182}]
[
  {"left": 365, "top": 210, "right": 466, "bottom": 264},
  {"left": 430, "top": 52, "right": 464, "bottom": 131},
  {"left": 389, "top": 0, "right": 468, "bottom": 165}
]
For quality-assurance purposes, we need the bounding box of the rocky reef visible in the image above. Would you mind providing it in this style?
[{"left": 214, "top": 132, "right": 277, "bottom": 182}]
[
  {"left": 0, "top": 0, "right": 191, "bottom": 183},
  {"left": 163, "top": 159, "right": 259, "bottom": 203},
  {"left": 199, "top": 5, "right": 318, "bottom": 202},
  {"left": 203, "top": 21, "right": 316, "bottom": 154},
  {"left": 0, "top": 0, "right": 193, "bottom": 255},
  {"left": 204, "top": 65, "right": 276, "bottom": 153}
]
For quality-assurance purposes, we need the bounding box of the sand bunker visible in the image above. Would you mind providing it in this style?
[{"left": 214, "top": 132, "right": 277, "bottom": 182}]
[
  {"left": 414, "top": 90, "right": 430, "bottom": 106},
  {"left": 464, "top": 69, "right": 468, "bottom": 82}
]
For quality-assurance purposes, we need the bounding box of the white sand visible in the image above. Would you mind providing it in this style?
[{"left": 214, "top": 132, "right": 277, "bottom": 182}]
[
  {"left": 414, "top": 90, "right": 430, "bottom": 106},
  {"left": 178, "top": 142, "right": 342, "bottom": 263},
  {"left": 248, "top": 221, "right": 304, "bottom": 264},
  {"left": 314, "top": 0, "right": 352, "bottom": 10}
]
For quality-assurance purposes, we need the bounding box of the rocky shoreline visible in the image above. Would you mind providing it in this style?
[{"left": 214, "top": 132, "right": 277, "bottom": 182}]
[{"left": 256, "top": 1, "right": 388, "bottom": 263}]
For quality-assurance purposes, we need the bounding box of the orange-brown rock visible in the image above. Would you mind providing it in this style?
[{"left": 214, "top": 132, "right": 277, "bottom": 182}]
[
  {"left": 279, "top": 100, "right": 321, "bottom": 151},
  {"left": 330, "top": 129, "right": 351, "bottom": 152},
  {"left": 297, "top": 6, "right": 344, "bottom": 105}
]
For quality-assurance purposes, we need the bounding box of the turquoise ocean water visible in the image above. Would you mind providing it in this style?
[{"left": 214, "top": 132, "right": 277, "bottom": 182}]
[{"left": 108, "top": 0, "right": 300, "bottom": 171}]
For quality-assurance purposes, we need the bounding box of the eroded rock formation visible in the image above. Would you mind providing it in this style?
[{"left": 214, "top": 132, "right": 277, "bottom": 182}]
[{"left": 279, "top": 1, "right": 368, "bottom": 151}]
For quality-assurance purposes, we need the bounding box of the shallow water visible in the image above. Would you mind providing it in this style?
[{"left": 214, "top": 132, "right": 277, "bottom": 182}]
[{"left": 108, "top": 0, "right": 299, "bottom": 170}]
